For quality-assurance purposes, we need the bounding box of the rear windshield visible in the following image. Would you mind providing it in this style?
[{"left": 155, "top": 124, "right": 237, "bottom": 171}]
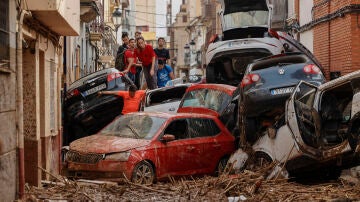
[{"left": 181, "top": 89, "right": 232, "bottom": 113}]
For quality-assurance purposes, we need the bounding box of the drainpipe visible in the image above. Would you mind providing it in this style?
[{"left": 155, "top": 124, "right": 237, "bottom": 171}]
[{"left": 16, "top": 8, "right": 30, "bottom": 199}]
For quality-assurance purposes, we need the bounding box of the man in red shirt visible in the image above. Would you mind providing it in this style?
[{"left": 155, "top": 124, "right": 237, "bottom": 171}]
[
  {"left": 123, "top": 38, "right": 142, "bottom": 89},
  {"left": 98, "top": 85, "right": 145, "bottom": 114},
  {"left": 134, "top": 37, "right": 157, "bottom": 89}
]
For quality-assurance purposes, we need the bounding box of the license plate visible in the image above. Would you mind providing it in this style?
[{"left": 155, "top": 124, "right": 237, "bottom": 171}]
[
  {"left": 270, "top": 87, "right": 295, "bottom": 95},
  {"left": 84, "top": 83, "right": 106, "bottom": 96}
]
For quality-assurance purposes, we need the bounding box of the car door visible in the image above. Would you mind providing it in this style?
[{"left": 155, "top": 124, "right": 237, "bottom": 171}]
[
  {"left": 156, "top": 118, "right": 201, "bottom": 176},
  {"left": 287, "top": 81, "right": 356, "bottom": 160}
]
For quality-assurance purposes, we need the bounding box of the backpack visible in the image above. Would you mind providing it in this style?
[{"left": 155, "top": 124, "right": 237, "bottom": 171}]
[{"left": 115, "top": 46, "right": 126, "bottom": 71}]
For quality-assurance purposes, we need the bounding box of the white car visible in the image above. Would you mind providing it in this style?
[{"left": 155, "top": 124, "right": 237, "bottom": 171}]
[
  {"left": 140, "top": 83, "right": 191, "bottom": 114},
  {"left": 205, "top": 0, "right": 285, "bottom": 86},
  {"left": 233, "top": 70, "right": 360, "bottom": 177}
]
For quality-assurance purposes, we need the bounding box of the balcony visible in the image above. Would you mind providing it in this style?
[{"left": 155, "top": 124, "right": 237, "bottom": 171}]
[{"left": 26, "top": 0, "right": 80, "bottom": 36}]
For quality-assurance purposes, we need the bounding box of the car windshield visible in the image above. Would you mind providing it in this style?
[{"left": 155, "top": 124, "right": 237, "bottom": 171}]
[
  {"left": 181, "top": 89, "right": 232, "bottom": 113},
  {"left": 99, "top": 114, "right": 166, "bottom": 140},
  {"left": 223, "top": 11, "right": 269, "bottom": 30}
]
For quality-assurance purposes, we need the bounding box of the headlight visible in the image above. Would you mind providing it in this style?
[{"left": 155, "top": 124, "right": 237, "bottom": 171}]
[{"left": 104, "top": 152, "right": 131, "bottom": 161}]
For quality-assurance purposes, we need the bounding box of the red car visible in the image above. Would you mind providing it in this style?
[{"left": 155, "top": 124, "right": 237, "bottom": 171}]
[
  {"left": 63, "top": 112, "right": 235, "bottom": 184},
  {"left": 178, "top": 84, "right": 240, "bottom": 140}
]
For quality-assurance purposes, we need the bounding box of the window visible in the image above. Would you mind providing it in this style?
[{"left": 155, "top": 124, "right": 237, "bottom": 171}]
[
  {"left": 187, "top": 118, "right": 220, "bottom": 138},
  {"left": 0, "top": 0, "right": 9, "bottom": 70},
  {"left": 164, "top": 119, "right": 188, "bottom": 140}
]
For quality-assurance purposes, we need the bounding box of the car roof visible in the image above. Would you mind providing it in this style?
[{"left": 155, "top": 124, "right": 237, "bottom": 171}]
[{"left": 186, "top": 83, "right": 237, "bottom": 95}]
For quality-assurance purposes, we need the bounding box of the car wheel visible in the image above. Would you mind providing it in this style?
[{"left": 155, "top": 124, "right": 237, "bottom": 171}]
[
  {"left": 254, "top": 152, "right": 272, "bottom": 168},
  {"left": 131, "top": 161, "right": 155, "bottom": 184},
  {"left": 216, "top": 157, "right": 229, "bottom": 176}
]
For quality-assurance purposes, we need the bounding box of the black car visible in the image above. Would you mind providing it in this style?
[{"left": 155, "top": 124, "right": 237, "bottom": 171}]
[
  {"left": 238, "top": 53, "right": 326, "bottom": 142},
  {"left": 63, "top": 68, "right": 132, "bottom": 145}
]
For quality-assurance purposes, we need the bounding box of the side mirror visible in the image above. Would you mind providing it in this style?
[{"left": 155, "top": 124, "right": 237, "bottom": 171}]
[{"left": 161, "top": 134, "right": 175, "bottom": 142}]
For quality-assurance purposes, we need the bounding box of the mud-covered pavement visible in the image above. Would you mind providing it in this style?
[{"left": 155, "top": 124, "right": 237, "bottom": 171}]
[{"left": 25, "top": 166, "right": 360, "bottom": 202}]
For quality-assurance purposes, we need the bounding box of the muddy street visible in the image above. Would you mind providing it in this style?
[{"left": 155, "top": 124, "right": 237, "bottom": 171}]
[{"left": 25, "top": 166, "right": 360, "bottom": 201}]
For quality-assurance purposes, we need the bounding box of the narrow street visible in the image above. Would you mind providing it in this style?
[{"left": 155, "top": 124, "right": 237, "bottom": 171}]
[{"left": 25, "top": 166, "right": 360, "bottom": 201}]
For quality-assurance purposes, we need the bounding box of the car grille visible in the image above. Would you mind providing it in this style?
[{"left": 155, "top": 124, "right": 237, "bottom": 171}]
[{"left": 65, "top": 150, "right": 104, "bottom": 164}]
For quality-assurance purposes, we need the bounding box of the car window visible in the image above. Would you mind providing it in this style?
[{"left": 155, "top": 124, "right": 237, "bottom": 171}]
[
  {"left": 100, "top": 114, "right": 166, "bottom": 140},
  {"left": 164, "top": 119, "right": 189, "bottom": 140},
  {"left": 187, "top": 118, "right": 221, "bottom": 138},
  {"left": 182, "top": 89, "right": 232, "bottom": 113}
]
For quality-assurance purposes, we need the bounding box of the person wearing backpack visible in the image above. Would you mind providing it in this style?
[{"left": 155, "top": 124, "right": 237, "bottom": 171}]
[
  {"left": 115, "top": 32, "right": 129, "bottom": 71},
  {"left": 157, "top": 59, "right": 175, "bottom": 88}
]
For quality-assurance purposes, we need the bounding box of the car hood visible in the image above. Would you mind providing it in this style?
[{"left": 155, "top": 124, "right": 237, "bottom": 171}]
[{"left": 69, "top": 134, "right": 151, "bottom": 154}]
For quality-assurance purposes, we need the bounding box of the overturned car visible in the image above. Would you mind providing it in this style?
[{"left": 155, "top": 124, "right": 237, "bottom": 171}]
[{"left": 231, "top": 70, "right": 360, "bottom": 177}]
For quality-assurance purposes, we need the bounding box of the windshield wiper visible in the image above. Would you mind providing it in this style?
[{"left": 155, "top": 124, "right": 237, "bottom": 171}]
[{"left": 126, "top": 124, "right": 140, "bottom": 139}]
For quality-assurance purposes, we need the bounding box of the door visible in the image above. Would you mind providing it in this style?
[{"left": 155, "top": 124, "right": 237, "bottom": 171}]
[
  {"left": 157, "top": 119, "right": 201, "bottom": 176},
  {"left": 287, "top": 81, "right": 322, "bottom": 150}
]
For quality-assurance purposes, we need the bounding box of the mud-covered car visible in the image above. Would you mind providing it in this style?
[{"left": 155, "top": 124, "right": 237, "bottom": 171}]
[
  {"left": 140, "top": 83, "right": 191, "bottom": 114},
  {"left": 205, "top": 0, "right": 285, "bottom": 86},
  {"left": 235, "top": 70, "right": 360, "bottom": 177},
  {"left": 63, "top": 68, "right": 132, "bottom": 145},
  {"left": 178, "top": 84, "right": 240, "bottom": 142},
  {"left": 239, "top": 53, "right": 326, "bottom": 142},
  {"left": 63, "top": 112, "right": 235, "bottom": 184}
]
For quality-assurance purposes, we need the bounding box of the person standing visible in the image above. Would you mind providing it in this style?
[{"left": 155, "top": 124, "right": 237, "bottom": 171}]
[
  {"left": 98, "top": 85, "right": 145, "bottom": 115},
  {"left": 157, "top": 59, "right": 175, "bottom": 88},
  {"left": 115, "top": 32, "right": 130, "bottom": 71},
  {"left": 123, "top": 38, "right": 142, "bottom": 88},
  {"left": 134, "top": 37, "right": 157, "bottom": 90},
  {"left": 154, "top": 37, "right": 170, "bottom": 65}
]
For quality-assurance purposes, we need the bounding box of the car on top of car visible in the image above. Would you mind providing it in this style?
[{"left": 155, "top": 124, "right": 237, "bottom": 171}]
[
  {"left": 238, "top": 52, "right": 326, "bottom": 143},
  {"left": 63, "top": 68, "right": 132, "bottom": 145},
  {"left": 205, "top": 0, "right": 285, "bottom": 86}
]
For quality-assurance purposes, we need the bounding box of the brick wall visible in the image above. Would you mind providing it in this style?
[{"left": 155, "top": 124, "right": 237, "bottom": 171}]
[{"left": 311, "top": 0, "right": 360, "bottom": 79}]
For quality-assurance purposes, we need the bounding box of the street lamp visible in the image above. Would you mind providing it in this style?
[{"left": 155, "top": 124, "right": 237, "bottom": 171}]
[{"left": 112, "top": 7, "right": 122, "bottom": 40}]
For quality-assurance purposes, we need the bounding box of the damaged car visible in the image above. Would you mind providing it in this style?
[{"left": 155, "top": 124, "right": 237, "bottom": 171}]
[
  {"left": 63, "top": 68, "right": 132, "bottom": 145},
  {"left": 63, "top": 112, "right": 235, "bottom": 184},
  {"left": 233, "top": 70, "right": 360, "bottom": 177},
  {"left": 178, "top": 84, "right": 240, "bottom": 142},
  {"left": 140, "top": 83, "right": 191, "bottom": 114},
  {"left": 205, "top": 0, "right": 285, "bottom": 86},
  {"left": 239, "top": 53, "right": 326, "bottom": 142}
]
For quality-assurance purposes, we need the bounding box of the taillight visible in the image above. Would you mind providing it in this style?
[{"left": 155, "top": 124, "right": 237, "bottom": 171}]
[
  {"left": 241, "top": 74, "right": 261, "bottom": 88},
  {"left": 303, "top": 64, "right": 321, "bottom": 74},
  {"left": 268, "top": 29, "right": 280, "bottom": 39},
  {"left": 67, "top": 89, "right": 80, "bottom": 98},
  {"left": 107, "top": 72, "right": 122, "bottom": 82}
]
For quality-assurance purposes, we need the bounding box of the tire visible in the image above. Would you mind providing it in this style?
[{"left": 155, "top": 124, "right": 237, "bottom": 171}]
[
  {"left": 254, "top": 152, "right": 272, "bottom": 168},
  {"left": 131, "top": 161, "right": 155, "bottom": 184},
  {"left": 216, "top": 157, "right": 229, "bottom": 176}
]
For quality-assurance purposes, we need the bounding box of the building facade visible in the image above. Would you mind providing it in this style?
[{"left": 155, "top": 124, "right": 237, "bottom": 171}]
[
  {"left": 290, "top": 0, "right": 360, "bottom": 80},
  {"left": 0, "top": 0, "right": 79, "bottom": 200}
]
